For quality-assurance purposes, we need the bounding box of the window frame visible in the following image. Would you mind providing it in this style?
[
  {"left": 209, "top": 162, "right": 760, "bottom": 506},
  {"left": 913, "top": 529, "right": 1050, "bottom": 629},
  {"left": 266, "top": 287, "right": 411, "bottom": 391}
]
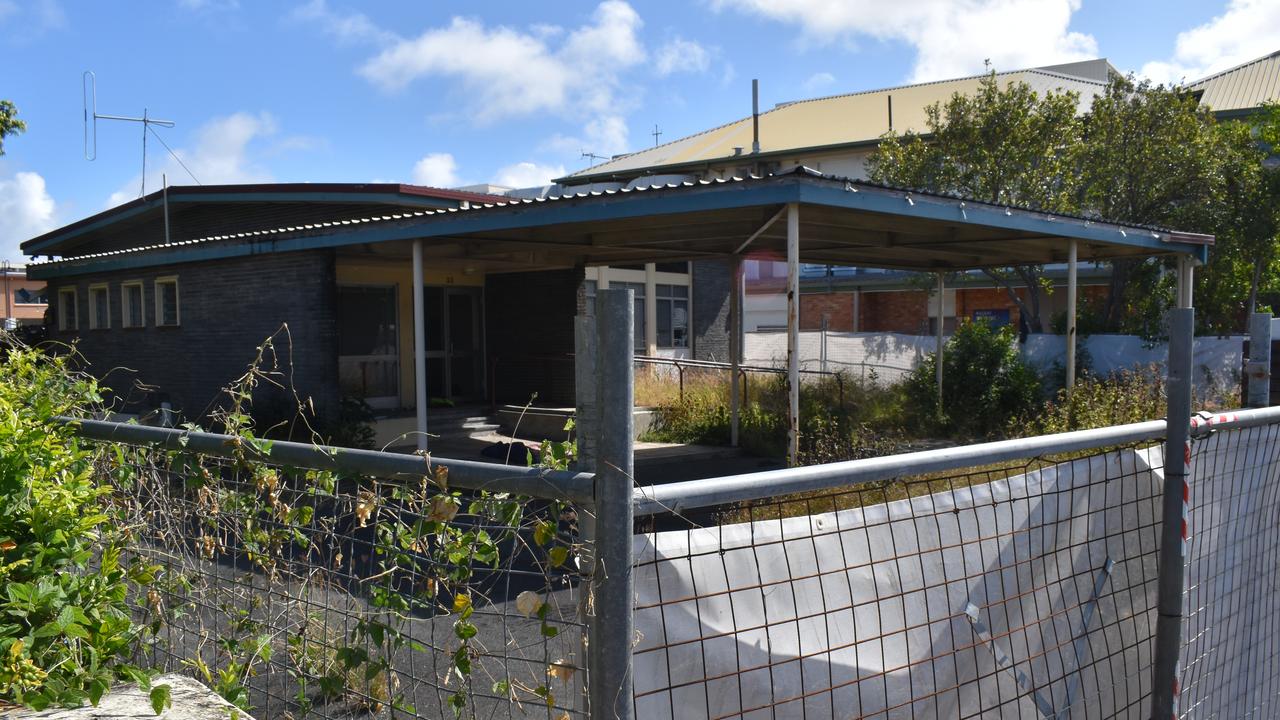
[
  {"left": 57, "top": 287, "right": 78, "bottom": 331},
  {"left": 120, "top": 280, "right": 145, "bottom": 329},
  {"left": 155, "top": 276, "right": 181, "bottom": 327},
  {"left": 87, "top": 283, "right": 111, "bottom": 330},
  {"left": 655, "top": 283, "right": 689, "bottom": 349}
]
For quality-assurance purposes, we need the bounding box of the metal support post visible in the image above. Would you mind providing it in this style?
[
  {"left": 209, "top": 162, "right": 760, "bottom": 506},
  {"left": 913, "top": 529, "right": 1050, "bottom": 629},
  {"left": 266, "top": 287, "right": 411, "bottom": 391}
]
[
  {"left": 1150, "top": 299, "right": 1194, "bottom": 720},
  {"left": 589, "top": 288, "right": 635, "bottom": 720},
  {"left": 644, "top": 262, "right": 658, "bottom": 356},
  {"left": 573, "top": 315, "right": 598, "bottom": 713},
  {"left": 1066, "top": 239, "right": 1078, "bottom": 390},
  {"left": 1247, "top": 312, "right": 1271, "bottom": 408},
  {"left": 936, "top": 272, "right": 945, "bottom": 412},
  {"left": 786, "top": 203, "right": 800, "bottom": 466},
  {"left": 729, "top": 255, "right": 743, "bottom": 447},
  {"left": 412, "top": 239, "right": 428, "bottom": 451}
]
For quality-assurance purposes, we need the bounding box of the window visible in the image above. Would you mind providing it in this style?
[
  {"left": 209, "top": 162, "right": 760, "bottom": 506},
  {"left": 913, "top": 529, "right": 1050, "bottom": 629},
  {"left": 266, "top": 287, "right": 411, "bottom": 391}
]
[
  {"left": 121, "top": 281, "right": 144, "bottom": 328},
  {"left": 656, "top": 284, "right": 689, "bottom": 348},
  {"left": 583, "top": 279, "right": 646, "bottom": 351},
  {"left": 88, "top": 283, "right": 110, "bottom": 330},
  {"left": 14, "top": 288, "right": 46, "bottom": 304},
  {"left": 155, "top": 276, "right": 180, "bottom": 326},
  {"left": 57, "top": 287, "right": 77, "bottom": 331}
]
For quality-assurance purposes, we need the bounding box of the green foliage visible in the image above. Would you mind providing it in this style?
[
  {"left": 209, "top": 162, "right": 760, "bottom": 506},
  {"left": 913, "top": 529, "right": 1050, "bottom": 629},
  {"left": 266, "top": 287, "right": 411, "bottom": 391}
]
[
  {"left": 869, "top": 71, "right": 1083, "bottom": 331},
  {"left": 903, "top": 320, "right": 1042, "bottom": 438},
  {"left": 644, "top": 371, "right": 903, "bottom": 464},
  {"left": 0, "top": 340, "right": 155, "bottom": 710},
  {"left": 0, "top": 100, "right": 25, "bottom": 156},
  {"left": 1017, "top": 365, "right": 1166, "bottom": 435}
]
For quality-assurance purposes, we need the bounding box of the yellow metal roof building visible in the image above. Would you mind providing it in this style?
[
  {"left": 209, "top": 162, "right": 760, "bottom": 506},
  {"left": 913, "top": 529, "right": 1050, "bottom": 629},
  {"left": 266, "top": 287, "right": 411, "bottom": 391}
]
[
  {"left": 1189, "top": 50, "right": 1280, "bottom": 117},
  {"left": 561, "top": 60, "right": 1114, "bottom": 184}
]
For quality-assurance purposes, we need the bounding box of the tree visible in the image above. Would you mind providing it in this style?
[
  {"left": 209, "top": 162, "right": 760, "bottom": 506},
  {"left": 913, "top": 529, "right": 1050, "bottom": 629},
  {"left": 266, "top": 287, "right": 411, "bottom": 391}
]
[
  {"left": 868, "top": 72, "right": 1083, "bottom": 332},
  {"left": 0, "top": 100, "right": 25, "bottom": 156},
  {"left": 1075, "top": 75, "right": 1225, "bottom": 332}
]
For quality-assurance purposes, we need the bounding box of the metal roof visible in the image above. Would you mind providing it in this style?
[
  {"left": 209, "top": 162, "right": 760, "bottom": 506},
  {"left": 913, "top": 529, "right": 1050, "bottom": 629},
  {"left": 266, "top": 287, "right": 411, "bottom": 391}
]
[
  {"left": 559, "top": 61, "right": 1113, "bottom": 183},
  {"left": 1188, "top": 50, "right": 1280, "bottom": 115},
  {"left": 20, "top": 182, "right": 508, "bottom": 257},
  {"left": 25, "top": 169, "right": 1211, "bottom": 280}
]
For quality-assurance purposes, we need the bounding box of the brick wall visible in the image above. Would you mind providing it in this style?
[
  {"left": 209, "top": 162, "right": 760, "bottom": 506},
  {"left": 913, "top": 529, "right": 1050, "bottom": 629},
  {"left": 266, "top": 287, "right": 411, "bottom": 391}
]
[
  {"left": 859, "top": 290, "right": 929, "bottom": 333},
  {"left": 485, "top": 268, "right": 582, "bottom": 406},
  {"left": 47, "top": 250, "right": 339, "bottom": 423},
  {"left": 800, "top": 292, "right": 855, "bottom": 331},
  {"left": 692, "top": 259, "right": 732, "bottom": 361}
]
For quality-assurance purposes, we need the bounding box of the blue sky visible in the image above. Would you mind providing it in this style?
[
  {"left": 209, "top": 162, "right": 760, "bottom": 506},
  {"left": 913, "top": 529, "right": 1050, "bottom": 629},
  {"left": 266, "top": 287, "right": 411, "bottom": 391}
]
[{"left": 1, "top": 0, "right": 1277, "bottom": 261}]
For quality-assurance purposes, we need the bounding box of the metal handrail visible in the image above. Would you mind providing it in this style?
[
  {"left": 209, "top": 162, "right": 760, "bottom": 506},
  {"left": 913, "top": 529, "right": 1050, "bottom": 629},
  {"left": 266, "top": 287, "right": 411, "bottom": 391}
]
[
  {"left": 631, "top": 405, "right": 1280, "bottom": 516},
  {"left": 61, "top": 416, "right": 596, "bottom": 505}
]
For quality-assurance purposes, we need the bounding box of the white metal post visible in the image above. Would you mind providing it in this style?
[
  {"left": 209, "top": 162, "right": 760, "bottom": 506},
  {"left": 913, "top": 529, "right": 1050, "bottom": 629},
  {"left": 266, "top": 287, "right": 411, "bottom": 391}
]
[
  {"left": 1248, "top": 312, "right": 1272, "bottom": 407},
  {"left": 936, "top": 273, "right": 945, "bottom": 411},
  {"left": 596, "top": 265, "right": 610, "bottom": 290},
  {"left": 786, "top": 203, "right": 800, "bottom": 466},
  {"left": 644, "top": 262, "right": 658, "bottom": 356},
  {"left": 729, "top": 255, "right": 742, "bottom": 448},
  {"left": 412, "top": 240, "right": 427, "bottom": 452},
  {"left": 1066, "top": 240, "right": 1078, "bottom": 390}
]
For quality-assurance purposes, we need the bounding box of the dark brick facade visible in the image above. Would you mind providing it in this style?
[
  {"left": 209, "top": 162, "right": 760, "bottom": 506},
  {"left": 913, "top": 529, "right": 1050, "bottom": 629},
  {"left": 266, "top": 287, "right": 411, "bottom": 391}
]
[
  {"left": 47, "top": 250, "right": 339, "bottom": 423},
  {"left": 485, "top": 268, "right": 583, "bottom": 406},
  {"left": 692, "top": 259, "right": 732, "bottom": 361}
]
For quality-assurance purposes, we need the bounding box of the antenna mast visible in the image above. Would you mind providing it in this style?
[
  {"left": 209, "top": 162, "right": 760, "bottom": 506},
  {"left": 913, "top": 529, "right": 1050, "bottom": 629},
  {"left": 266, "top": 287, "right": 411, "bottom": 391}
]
[{"left": 83, "top": 71, "right": 176, "bottom": 196}]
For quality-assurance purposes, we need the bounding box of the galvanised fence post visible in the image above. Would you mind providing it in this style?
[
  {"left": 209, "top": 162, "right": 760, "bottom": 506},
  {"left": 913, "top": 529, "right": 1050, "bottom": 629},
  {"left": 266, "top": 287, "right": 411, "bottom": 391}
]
[
  {"left": 1151, "top": 306, "right": 1194, "bottom": 719},
  {"left": 589, "top": 288, "right": 635, "bottom": 720},
  {"left": 1248, "top": 311, "right": 1272, "bottom": 408}
]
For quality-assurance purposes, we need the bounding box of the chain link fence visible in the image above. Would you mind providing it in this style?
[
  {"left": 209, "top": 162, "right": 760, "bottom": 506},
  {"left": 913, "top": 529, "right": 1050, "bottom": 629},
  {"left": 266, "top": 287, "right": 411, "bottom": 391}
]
[{"left": 86, "top": 428, "right": 590, "bottom": 720}]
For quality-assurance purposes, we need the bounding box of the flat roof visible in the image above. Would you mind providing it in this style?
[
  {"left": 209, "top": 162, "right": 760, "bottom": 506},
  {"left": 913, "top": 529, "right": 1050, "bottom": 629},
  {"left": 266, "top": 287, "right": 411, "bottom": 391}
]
[{"left": 26, "top": 169, "right": 1211, "bottom": 280}]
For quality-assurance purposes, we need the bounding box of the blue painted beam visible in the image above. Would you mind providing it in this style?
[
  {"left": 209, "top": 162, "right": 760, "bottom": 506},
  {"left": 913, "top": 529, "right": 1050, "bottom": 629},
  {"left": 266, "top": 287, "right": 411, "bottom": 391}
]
[{"left": 28, "top": 177, "right": 1209, "bottom": 278}]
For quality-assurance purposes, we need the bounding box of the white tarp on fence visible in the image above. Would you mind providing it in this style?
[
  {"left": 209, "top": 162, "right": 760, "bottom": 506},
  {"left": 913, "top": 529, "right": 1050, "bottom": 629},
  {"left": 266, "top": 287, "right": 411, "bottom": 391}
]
[
  {"left": 744, "top": 330, "right": 1243, "bottom": 394},
  {"left": 633, "top": 448, "right": 1166, "bottom": 719}
]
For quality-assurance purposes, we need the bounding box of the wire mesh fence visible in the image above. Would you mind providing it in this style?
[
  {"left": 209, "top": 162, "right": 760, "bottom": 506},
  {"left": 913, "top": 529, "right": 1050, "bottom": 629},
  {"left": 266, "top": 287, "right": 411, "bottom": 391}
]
[
  {"left": 94, "top": 438, "right": 588, "bottom": 720},
  {"left": 633, "top": 443, "right": 1171, "bottom": 719},
  {"left": 1179, "top": 415, "right": 1280, "bottom": 718}
]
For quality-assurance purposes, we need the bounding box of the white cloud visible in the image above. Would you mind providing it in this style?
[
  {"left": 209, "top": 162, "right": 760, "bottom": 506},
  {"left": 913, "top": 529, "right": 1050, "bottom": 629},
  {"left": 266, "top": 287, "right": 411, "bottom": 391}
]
[
  {"left": 412, "top": 153, "right": 460, "bottom": 187},
  {"left": 0, "top": 170, "right": 58, "bottom": 262},
  {"left": 105, "top": 112, "right": 281, "bottom": 207},
  {"left": 544, "top": 114, "right": 631, "bottom": 159},
  {"left": 357, "top": 1, "right": 645, "bottom": 122},
  {"left": 492, "top": 161, "right": 567, "bottom": 189},
  {"left": 1139, "top": 0, "right": 1280, "bottom": 85},
  {"left": 713, "top": 0, "right": 1097, "bottom": 82},
  {"left": 0, "top": 0, "right": 65, "bottom": 36},
  {"left": 802, "top": 71, "right": 836, "bottom": 93},
  {"left": 654, "top": 37, "right": 711, "bottom": 76},
  {"left": 290, "top": 0, "right": 395, "bottom": 45}
]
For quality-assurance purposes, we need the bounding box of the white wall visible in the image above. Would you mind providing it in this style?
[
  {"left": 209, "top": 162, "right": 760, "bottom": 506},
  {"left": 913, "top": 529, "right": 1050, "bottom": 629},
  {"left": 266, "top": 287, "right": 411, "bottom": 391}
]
[{"left": 745, "top": 329, "right": 1244, "bottom": 395}]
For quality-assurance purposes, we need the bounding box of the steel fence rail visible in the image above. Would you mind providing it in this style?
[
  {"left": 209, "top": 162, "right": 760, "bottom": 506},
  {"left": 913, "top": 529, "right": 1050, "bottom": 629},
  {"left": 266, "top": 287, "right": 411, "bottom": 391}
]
[
  {"left": 61, "top": 415, "right": 596, "bottom": 504},
  {"left": 632, "top": 406, "right": 1280, "bottom": 517}
]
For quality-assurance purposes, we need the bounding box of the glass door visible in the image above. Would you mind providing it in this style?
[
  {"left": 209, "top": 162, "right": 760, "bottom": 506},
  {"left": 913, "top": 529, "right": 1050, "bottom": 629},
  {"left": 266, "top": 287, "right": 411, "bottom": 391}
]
[
  {"left": 337, "top": 285, "right": 400, "bottom": 409},
  {"left": 420, "top": 286, "right": 484, "bottom": 403}
]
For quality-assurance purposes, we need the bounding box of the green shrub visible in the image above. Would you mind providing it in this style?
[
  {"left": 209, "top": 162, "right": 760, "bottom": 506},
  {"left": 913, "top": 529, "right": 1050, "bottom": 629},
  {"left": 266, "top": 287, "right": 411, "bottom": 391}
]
[
  {"left": 0, "top": 341, "right": 154, "bottom": 710},
  {"left": 644, "top": 371, "right": 904, "bottom": 463},
  {"left": 1017, "top": 364, "right": 1166, "bottom": 435},
  {"left": 903, "top": 320, "right": 1042, "bottom": 438}
]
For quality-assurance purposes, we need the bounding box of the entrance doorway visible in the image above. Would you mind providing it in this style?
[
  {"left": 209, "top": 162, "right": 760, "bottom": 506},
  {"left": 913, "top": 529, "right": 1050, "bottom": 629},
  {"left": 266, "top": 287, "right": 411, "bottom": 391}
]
[
  {"left": 424, "top": 287, "right": 484, "bottom": 402},
  {"left": 337, "top": 285, "right": 400, "bottom": 409}
]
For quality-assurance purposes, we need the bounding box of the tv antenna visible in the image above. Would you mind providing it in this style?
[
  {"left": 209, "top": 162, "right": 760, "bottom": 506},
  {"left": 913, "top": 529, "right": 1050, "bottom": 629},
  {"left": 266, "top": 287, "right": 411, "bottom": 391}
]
[
  {"left": 651, "top": 123, "right": 662, "bottom": 147},
  {"left": 83, "top": 71, "right": 182, "bottom": 197},
  {"left": 581, "top": 150, "right": 609, "bottom": 164}
]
